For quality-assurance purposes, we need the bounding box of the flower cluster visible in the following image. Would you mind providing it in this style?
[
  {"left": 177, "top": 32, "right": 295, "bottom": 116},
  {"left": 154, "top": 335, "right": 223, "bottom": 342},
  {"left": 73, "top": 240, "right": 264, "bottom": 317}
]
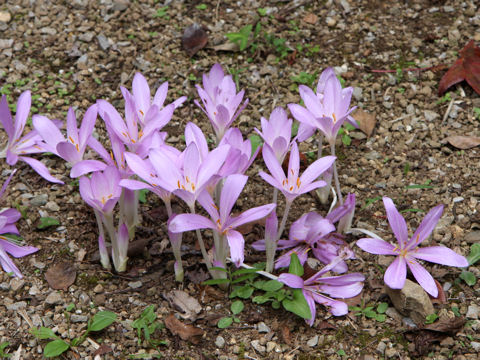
[{"left": 0, "top": 64, "right": 468, "bottom": 328}]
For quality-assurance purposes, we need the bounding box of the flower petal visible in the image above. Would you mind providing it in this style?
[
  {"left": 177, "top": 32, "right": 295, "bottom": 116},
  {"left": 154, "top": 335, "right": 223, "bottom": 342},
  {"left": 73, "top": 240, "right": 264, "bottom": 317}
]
[
  {"left": 261, "top": 144, "right": 286, "bottom": 184},
  {"left": 413, "top": 246, "right": 469, "bottom": 267},
  {"left": 383, "top": 197, "right": 408, "bottom": 247},
  {"left": 226, "top": 229, "right": 245, "bottom": 267},
  {"left": 14, "top": 91, "right": 31, "bottom": 140},
  {"left": 19, "top": 156, "right": 63, "bottom": 184},
  {"left": 356, "top": 238, "right": 396, "bottom": 255},
  {"left": 220, "top": 174, "right": 248, "bottom": 225},
  {"left": 1, "top": 240, "right": 38, "bottom": 258},
  {"left": 384, "top": 256, "right": 407, "bottom": 289},
  {"left": 168, "top": 213, "right": 214, "bottom": 233},
  {"left": 407, "top": 258, "right": 438, "bottom": 297},
  {"left": 278, "top": 273, "right": 304, "bottom": 288},
  {"left": 407, "top": 204, "right": 443, "bottom": 249},
  {"left": 300, "top": 155, "right": 336, "bottom": 186},
  {"left": 0, "top": 95, "right": 14, "bottom": 139},
  {"left": 70, "top": 160, "right": 107, "bottom": 178},
  {"left": 227, "top": 203, "right": 276, "bottom": 229}
]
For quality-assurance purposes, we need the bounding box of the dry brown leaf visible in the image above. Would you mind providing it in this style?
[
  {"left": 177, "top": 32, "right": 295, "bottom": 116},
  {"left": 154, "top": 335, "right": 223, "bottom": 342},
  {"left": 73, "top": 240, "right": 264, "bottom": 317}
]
[
  {"left": 164, "top": 290, "right": 202, "bottom": 321},
  {"left": 444, "top": 135, "right": 480, "bottom": 149},
  {"left": 352, "top": 108, "right": 376, "bottom": 137},
  {"left": 423, "top": 316, "right": 466, "bottom": 334},
  {"left": 280, "top": 322, "right": 292, "bottom": 345},
  {"left": 303, "top": 13, "right": 318, "bottom": 24},
  {"left": 210, "top": 41, "right": 240, "bottom": 52},
  {"left": 45, "top": 262, "right": 76, "bottom": 290},
  {"left": 164, "top": 314, "right": 204, "bottom": 344},
  {"left": 93, "top": 344, "right": 113, "bottom": 356},
  {"left": 430, "top": 279, "right": 447, "bottom": 305},
  {"left": 182, "top": 23, "right": 208, "bottom": 57}
]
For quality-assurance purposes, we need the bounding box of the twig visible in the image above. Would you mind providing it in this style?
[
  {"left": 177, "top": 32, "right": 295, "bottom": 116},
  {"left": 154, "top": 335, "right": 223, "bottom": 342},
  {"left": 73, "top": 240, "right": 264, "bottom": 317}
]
[{"left": 442, "top": 97, "right": 454, "bottom": 125}]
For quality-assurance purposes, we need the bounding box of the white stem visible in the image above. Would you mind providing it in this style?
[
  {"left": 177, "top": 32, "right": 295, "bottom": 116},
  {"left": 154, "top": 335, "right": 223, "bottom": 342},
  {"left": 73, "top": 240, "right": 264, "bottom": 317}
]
[
  {"left": 330, "top": 142, "right": 343, "bottom": 205},
  {"left": 189, "top": 205, "right": 212, "bottom": 269},
  {"left": 277, "top": 200, "right": 292, "bottom": 240},
  {"left": 227, "top": 257, "right": 279, "bottom": 281}
]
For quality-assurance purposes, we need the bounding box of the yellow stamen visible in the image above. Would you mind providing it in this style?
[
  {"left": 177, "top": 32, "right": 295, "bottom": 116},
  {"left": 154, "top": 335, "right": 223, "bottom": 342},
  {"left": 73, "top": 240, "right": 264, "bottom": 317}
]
[
  {"left": 296, "top": 178, "right": 301, "bottom": 188},
  {"left": 177, "top": 180, "right": 181, "bottom": 189},
  {"left": 139, "top": 109, "right": 144, "bottom": 116},
  {"left": 75, "top": 143, "right": 79, "bottom": 152},
  {"left": 289, "top": 185, "right": 293, "bottom": 191},
  {"left": 69, "top": 136, "right": 75, "bottom": 144},
  {"left": 332, "top": 113, "right": 337, "bottom": 123}
]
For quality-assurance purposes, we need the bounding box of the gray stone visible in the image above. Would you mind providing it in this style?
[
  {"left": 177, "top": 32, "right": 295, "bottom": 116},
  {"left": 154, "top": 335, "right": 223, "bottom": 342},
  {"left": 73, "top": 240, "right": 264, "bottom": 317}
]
[
  {"left": 353, "top": 87, "right": 363, "bottom": 101},
  {"left": 386, "top": 279, "right": 435, "bottom": 325},
  {"left": 112, "top": 0, "right": 129, "bottom": 11},
  {"left": 30, "top": 194, "right": 48, "bottom": 206},
  {"left": 376, "top": 341, "right": 386, "bottom": 354},
  {"left": 385, "top": 307, "right": 402, "bottom": 322},
  {"left": 424, "top": 110, "right": 440, "bottom": 122},
  {"left": 128, "top": 281, "right": 142, "bottom": 289},
  {"left": 41, "top": 27, "right": 57, "bottom": 36},
  {"left": 10, "top": 278, "right": 25, "bottom": 291},
  {"left": 307, "top": 335, "right": 318, "bottom": 347},
  {"left": 440, "top": 337, "right": 455, "bottom": 347},
  {"left": 465, "top": 231, "right": 480, "bottom": 244},
  {"left": 215, "top": 336, "right": 225, "bottom": 349},
  {"left": 257, "top": 321, "right": 270, "bottom": 333},
  {"left": 30, "top": 258, "right": 46, "bottom": 269},
  {"left": 78, "top": 32, "right": 95, "bottom": 42},
  {"left": 466, "top": 304, "right": 479, "bottom": 319},
  {"left": 71, "top": 314, "right": 88, "bottom": 323},
  {"left": 6, "top": 301, "right": 27, "bottom": 311},
  {"left": 251, "top": 340, "right": 266, "bottom": 354},
  {"left": 266, "top": 341, "right": 276, "bottom": 353},
  {"left": 0, "top": 39, "right": 13, "bottom": 49},
  {"left": 0, "top": 282, "right": 10, "bottom": 290},
  {"left": 78, "top": 292, "right": 91, "bottom": 305},
  {"left": 31, "top": 314, "right": 42, "bottom": 327},
  {"left": 45, "top": 291, "right": 63, "bottom": 305},
  {"left": 97, "top": 34, "right": 110, "bottom": 50},
  {"left": 385, "top": 347, "right": 397, "bottom": 358},
  {"left": 46, "top": 201, "right": 60, "bottom": 212},
  {"left": 443, "top": 6, "right": 454, "bottom": 12},
  {"left": 29, "top": 285, "right": 40, "bottom": 296},
  {"left": 471, "top": 341, "right": 480, "bottom": 352}
]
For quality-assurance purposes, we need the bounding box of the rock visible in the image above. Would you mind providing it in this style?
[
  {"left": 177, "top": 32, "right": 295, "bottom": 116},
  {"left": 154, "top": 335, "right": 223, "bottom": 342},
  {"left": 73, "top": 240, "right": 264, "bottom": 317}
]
[
  {"left": 41, "top": 27, "right": 57, "bottom": 36},
  {"left": 266, "top": 341, "right": 276, "bottom": 353},
  {"left": 465, "top": 231, "right": 480, "bottom": 244},
  {"left": 385, "top": 307, "right": 402, "bottom": 322},
  {"left": 30, "top": 194, "right": 48, "bottom": 206},
  {"left": 386, "top": 279, "right": 435, "bottom": 325},
  {"left": 353, "top": 87, "right": 363, "bottom": 101},
  {"left": 29, "top": 285, "right": 40, "bottom": 296},
  {"left": 215, "top": 336, "right": 225, "bottom": 349},
  {"left": 93, "top": 284, "right": 104, "bottom": 293},
  {"left": 376, "top": 341, "right": 386, "bottom": 354},
  {"left": 440, "top": 337, "right": 455, "bottom": 347},
  {"left": 45, "top": 291, "right": 63, "bottom": 305},
  {"left": 466, "top": 304, "right": 479, "bottom": 319},
  {"left": 0, "top": 39, "right": 14, "bottom": 50},
  {"left": 97, "top": 34, "right": 110, "bottom": 50},
  {"left": 307, "top": 335, "right": 319, "bottom": 347},
  {"left": 257, "top": 322, "right": 270, "bottom": 333},
  {"left": 471, "top": 342, "right": 480, "bottom": 352},
  {"left": 10, "top": 278, "right": 25, "bottom": 291},
  {"left": 128, "top": 281, "right": 142, "bottom": 289},
  {"left": 78, "top": 292, "right": 91, "bottom": 305},
  {"left": 0, "top": 11, "right": 11, "bottom": 23},
  {"left": 112, "top": 0, "right": 129, "bottom": 11},
  {"left": 71, "top": 314, "right": 88, "bottom": 323},
  {"left": 424, "top": 110, "right": 440, "bottom": 122},
  {"left": 78, "top": 32, "right": 95, "bottom": 42},
  {"left": 46, "top": 201, "right": 60, "bottom": 212},
  {"left": 251, "top": 340, "right": 266, "bottom": 354},
  {"left": 6, "top": 301, "right": 27, "bottom": 311},
  {"left": 385, "top": 347, "right": 397, "bottom": 358}
]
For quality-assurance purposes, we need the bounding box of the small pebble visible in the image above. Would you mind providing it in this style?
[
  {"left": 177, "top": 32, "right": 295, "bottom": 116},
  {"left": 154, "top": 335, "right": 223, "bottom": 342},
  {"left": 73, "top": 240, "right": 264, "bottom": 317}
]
[
  {"left": 251, "top": 340, "right": 266, "bottom": 354},
  {"left": 93, "top": 284, "right": 104, "bottom": 293},
  {"left": 257, "top": 321, "right": 270, "bottom": 333},
  {"left": 128, "top": 281, "right": 143, "bottom": 289},
  {"left": 307, "top": 335, "right": 319, "bottom": 347},
  {"left": 45, "top": 292, "right": 63, "bottom": 305},
  {"left": 466, "top": 304, "right": 479, "bottom": 319},
  {"left": 215, "top": 336, "right": 225, "bottom": 349}
]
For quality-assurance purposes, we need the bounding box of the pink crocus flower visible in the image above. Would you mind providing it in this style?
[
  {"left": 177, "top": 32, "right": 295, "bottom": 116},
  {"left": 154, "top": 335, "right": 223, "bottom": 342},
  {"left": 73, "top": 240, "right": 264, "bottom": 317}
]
[
  {"left": 32, "top": 104, "right": 98, "bottom": 165},
  {"left": 195, "top": 63, "right": 249, "bottom": 141},
  {"left": 218, "top": 127, "right": 260, "bottom": 177},
  {"left": 259, "top": 141, "right": 335, "bottom": 204},
  {"left": 356, "top": 197, "right": 469, "bottom": 297},
  {"left": 278, "top": 254, "right": 365, "bottom": 325},
  {"left": 255, "top": 106, "right": 292, "bottom": 163},
  {"left": 0, "top": 92, "right": 63, "bottom": 183},
  {"left": 168, "top": 174, "right": 276, "bottom": 267},
  {"left": 288, "top": 67, "right": 357, "bottom": 145}
]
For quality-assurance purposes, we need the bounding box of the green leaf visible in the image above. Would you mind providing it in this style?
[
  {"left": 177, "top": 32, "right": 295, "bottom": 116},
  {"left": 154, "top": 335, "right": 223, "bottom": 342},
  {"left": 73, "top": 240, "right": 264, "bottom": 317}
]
[
  {"left": 288, "top": 253, "right": 303, "bottom": 277},
  {"left": 231, "top": 300, "right": 244, "bottom": 315},
  {"left": 88, "top": 311, "right": 117, "bottom": 332},
  {"left": 282, "top": 289, "right": 311, "bottom": 319},
  {"left": 226, "top": 25, "right": 252, "bottom": 51},
  {"left": 341, "top": 134, "right": 351, "bottom": 146},
  {"left": 261, "top": 280, "right": 283, "bottom": 292},
  {"left": 375, "top": 314, "right": 386, "bottom": 322},
  {"left": 30, "top": 327, "right": 57, "bottom": 340},
  {"left": 231, "top": 273, "right": 257, "bottom": 284},
  {"left": 252, "top": 295, "right": 270, "bottom": 304},
  {"left": 291, "top": 121, "right": 299, "bottom": 137},
  {"left": 364, "top": 310, "right": 377, "bottom": 318},
  {"left": 337, "top": 349, "right": 346, "bottom": 356},
  {"left": 467, "top": 243, "right": 480, "bottom": 266},
  {"left": 460, "top": 271, "right": 477, "bottom": 286},
  {"left": 37, "top": 217, "right": 60, "bottom": 229},
  {"left": 252, "top": 280, "right": 266, "bottom": 289},
  {"left": 425, "top": 313, "right": 438, "bottom": 324},
  {"left": 44, "top": 340, "right": 70, "bottom": 358},
  {"left": 257, "top": 8, "right": 267, "bottom": 16},
  {"left": 229, "top": 285, "right": 254, "bottom": 299},
  {"left": 138, "top": 189, "right": 149, "bottom": 203},
  {"left": 272, "top": 300, "right": 281, "bottom": 309},
  {"left": 232, "top": 268, "right": 259, "bottom": 276},
  {"left": 376, "top": 302, "right": 388, "bottom": 314},
  {"left": 249, "top": 135, "right": 263, "bottom": 157},
  {"left": 65, "top": 303, "right": 75, "bottom": 312},
  {"left": 202, "top": 278, "right": 230, "bottom": 286},
  {"left": 217, "top": 317, "right": 233, "bottom": 329},
  {"left": 195, "top": 4, "right": 207, "bottom": 10},
  {"left": 209, "top": 266, "right": 228, "bottom": 272}
]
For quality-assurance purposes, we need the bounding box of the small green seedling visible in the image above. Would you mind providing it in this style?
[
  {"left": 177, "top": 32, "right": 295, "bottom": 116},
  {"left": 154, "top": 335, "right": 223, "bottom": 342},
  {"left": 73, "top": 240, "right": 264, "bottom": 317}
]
[
  {"left": 195, "top": 4, "right": 207, "bottom": 10},
  {"left": 361, "top": 196, "right": 382, "bottom": 210},
  {"left": 460, "top": 243, "right": 480, "bottom": 286},
  {"left": 132, "top": 305, "right": 165, "bottom": 347},
  {"left": 425, "top": 313, "right": 438, "bottom": 324},
  {"left": 218, "top": 300, "right": 244, "bottom": 328},
  {"left": 474, "top": 107, "right": 480, "bottom": 120},
  {"left": 405, "top": 179, "right": 433, "bottom": 189},
  {"left": 37, "top": 217, "right": 60, "bottom": 230},
  {"left": 0, "top": 342, "right": 12, "bottom": 359},
  {"left": 31, "top": 311, "right": 117, "bottom": 358},
  {"left": 350, "top": 302, "right": 388, "bottom": 322},
  {"left": 226, "top": 24, "right": 253, "bottom": 51}
]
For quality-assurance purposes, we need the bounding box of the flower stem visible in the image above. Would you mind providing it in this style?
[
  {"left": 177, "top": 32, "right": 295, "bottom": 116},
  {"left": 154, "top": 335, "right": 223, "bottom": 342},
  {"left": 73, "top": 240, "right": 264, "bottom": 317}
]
[
  {"left": 189, "top": 205, "right": 212, "bottom": 269},
  {"left": 317, "top": 133, "right": 323, "bottom": 159},
  {"left": 272, "top": 188, "right": 278, "bottom": 204},
  {"left": 330, "top": 142, "right": 343, "bottom": 205},
  {"left": 277, "top": 200, "right": 292, "bottom": 240}
]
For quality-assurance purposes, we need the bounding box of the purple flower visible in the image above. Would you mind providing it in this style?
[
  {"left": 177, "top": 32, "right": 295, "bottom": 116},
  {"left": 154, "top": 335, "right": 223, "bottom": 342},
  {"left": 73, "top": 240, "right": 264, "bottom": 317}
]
[
  {"left": 195, "top": 63, "right": 249, "bottom": 141},
  {"left": 33, "top": 105, "right": 98, "bottom": 165},
  {"left": 288, "top": 67, "right": 356, "bottom": 144},
  {"left": 0, "top": 92, "right": 63, "bottom": 183},
  {"left": 79, "top": 166, "right": 122, "bottom": 215},
  {"left": 255, "top": 107, "right": 292, "bottom": 163},
  {"left": 356, "top": 197, "right": 469, "bottom": 297},
  {"left": 218, "top": 127, "right": 259, "bottom": 176},
  {"left": 169, "top": 174, "right": 276, "bottom": 266},
  {"left": 259, "top": 141, "right": 336, "bottom": 203},
  {"left": 278, "top": 255, "right": 364, "bottom": 325}
]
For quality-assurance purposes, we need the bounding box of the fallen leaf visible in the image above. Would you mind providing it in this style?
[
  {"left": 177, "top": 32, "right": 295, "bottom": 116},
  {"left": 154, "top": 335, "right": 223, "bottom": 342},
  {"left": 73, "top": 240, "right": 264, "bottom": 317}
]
[
  {"left": 303, "top": 13, "right": 318, "bottom": 24},
  {"left": 186, "top": 266, "right": 210, "bottom": 284},
  {"left": 93, "top": 344, "right": 112, "bottom": 356},
  {"left": 45, "top": 262, "right": 76, "bottom": 290},
  {"left": 429, "top": 279, "right": 447, "bottom": 304},
  {"left": 164, "top": 290, "right": 202, "bottom": 321},
  {"left": 316, "top": 320, "right": 336, "bottom": 330},
  {"left": 444, "top": 135, "right": 480, "bottom": 149},
  {"left": 352, "top": 108, "right": 376, "bottom": 137},
  {"left": 280, "top": 322, "right": 292, "bottom": 345},
  {"left": 182, "top": 23, "right": 208, "bottom": 57},
  {"left": 164, "top": 314, "right": 204, "bottom": 344},
  {"left": 423, "top": 316, "right": 466, "bottom": 334},
  {"left": 210, "top": 41, "right": 240, "bottom": 52},
  {"left": 438, "top": 40, "right": 480, "bottom": 95}
]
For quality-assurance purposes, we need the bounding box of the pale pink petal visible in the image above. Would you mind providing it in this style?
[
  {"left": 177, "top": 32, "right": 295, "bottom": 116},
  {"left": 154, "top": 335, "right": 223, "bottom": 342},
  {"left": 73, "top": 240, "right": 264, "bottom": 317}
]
[
  {"left": 226, "top": 229, "right": 245, "bottom": 266},
  {"left": 384, "top": 256, "right": 407, "bottom": 289},
  {"left": 300, "top": 155, "right": 336, "bottom": 186},
  {"left": 413, "top": 246, "right": 469, "bottom": 267},
  {"left": 0, "top": 95, "right": 14, "bottom": 139},
  {"left": 14, "top": 91, "right": 31, "bottom": 140},
  {"left": 356, "top": 238, "right": 396, "bottom": 255},
  {"left": 132, "top": 72, "right": 151, "bottom": 115},
  {"left": 220, "top": 174, "right": 248, "bottom": 225},
  {"left": 168, "top": 213, "right": 215, "bottom": 233},
  {"left": 407, "top": 258, "right": 438, "bottom": 297},
  {"left": 70, "top": 160, "right": 107, "bottom": 178},
  {"left": 383, "top": 197, "right": 408, "bottom": 247},
  {"left": 227, "top": 203, "right": 276, "bottom": 229},
  {"left": 261, "top": 144, "right": 286, "bottom": 183},
  {"left": 278, "top": 273, "right": 304, "bottom": 288},
  {"left": 407, "top": 204, "right": 443, "bottom": 249},
  {"left": 19, "top": 156, "right": 63, "bottom": 184}
]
